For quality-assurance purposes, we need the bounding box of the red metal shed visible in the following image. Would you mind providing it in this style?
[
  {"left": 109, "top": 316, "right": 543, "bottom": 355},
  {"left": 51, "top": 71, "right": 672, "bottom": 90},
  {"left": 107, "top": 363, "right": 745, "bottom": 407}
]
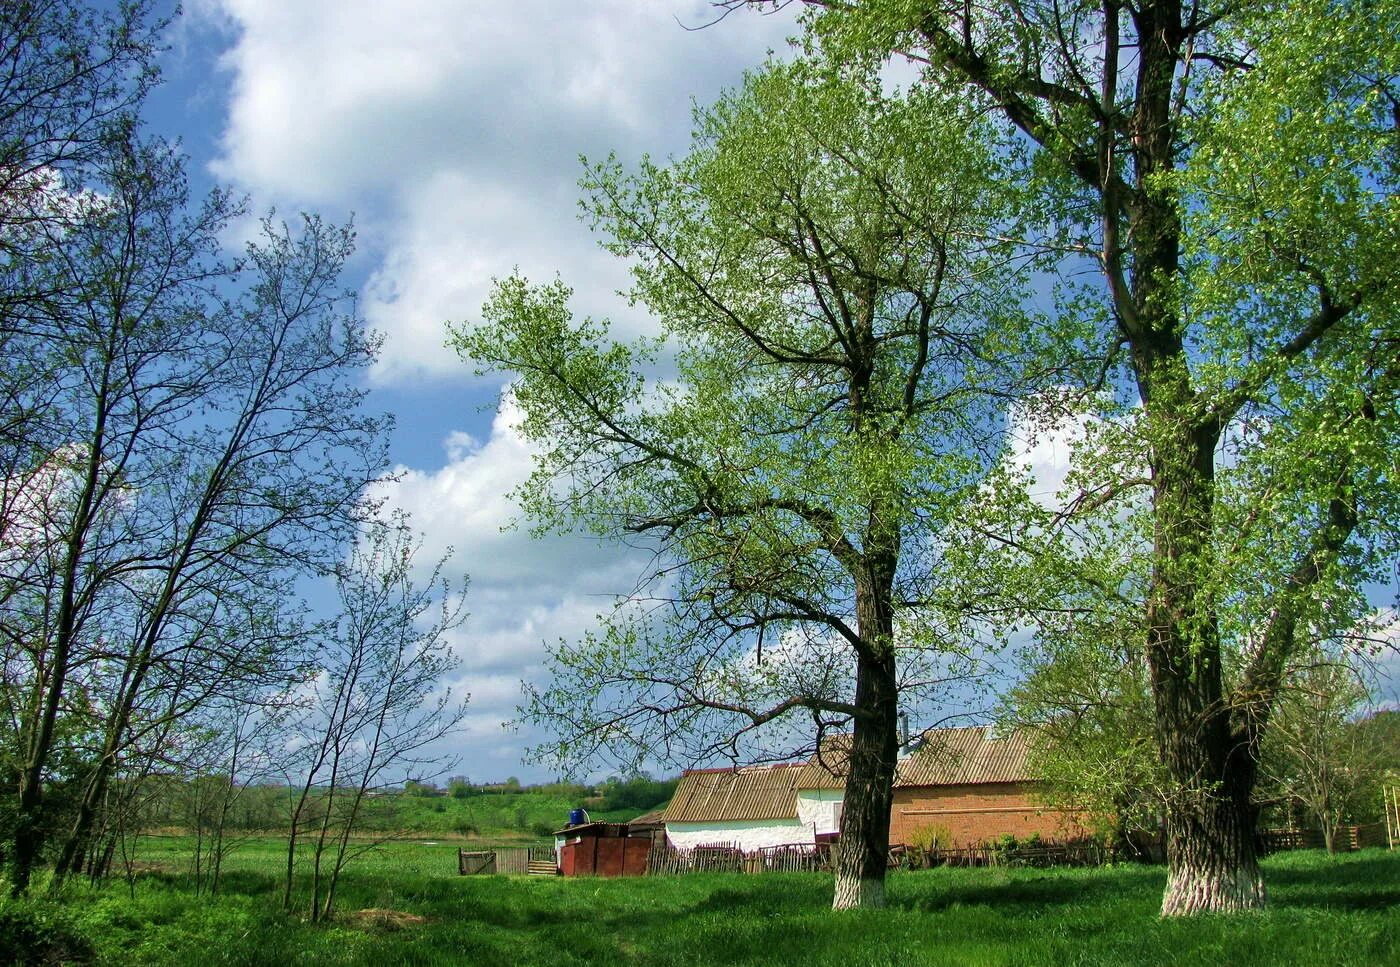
[{"left": 555, "top": 822, "right": 654, "bottom": 877}]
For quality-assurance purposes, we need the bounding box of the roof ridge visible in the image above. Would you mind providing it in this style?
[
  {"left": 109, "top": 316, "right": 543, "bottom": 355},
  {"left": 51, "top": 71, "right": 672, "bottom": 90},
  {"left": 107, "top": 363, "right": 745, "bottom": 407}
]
[{"left": 681, "top": 761, "right": 808, "bottom": 776}]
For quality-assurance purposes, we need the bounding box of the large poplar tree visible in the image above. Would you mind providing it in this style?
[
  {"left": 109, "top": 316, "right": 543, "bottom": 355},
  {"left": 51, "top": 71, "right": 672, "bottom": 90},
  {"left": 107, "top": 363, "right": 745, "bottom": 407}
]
[{"left": 453, "top": 63, "right": 1041, "bottom": 909}]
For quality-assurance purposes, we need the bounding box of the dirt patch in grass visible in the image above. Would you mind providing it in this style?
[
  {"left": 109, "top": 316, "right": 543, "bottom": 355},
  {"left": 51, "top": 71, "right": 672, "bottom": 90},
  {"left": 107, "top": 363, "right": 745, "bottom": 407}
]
[{"left": 344, "top": 908, "right": 429, "bottom": 932}]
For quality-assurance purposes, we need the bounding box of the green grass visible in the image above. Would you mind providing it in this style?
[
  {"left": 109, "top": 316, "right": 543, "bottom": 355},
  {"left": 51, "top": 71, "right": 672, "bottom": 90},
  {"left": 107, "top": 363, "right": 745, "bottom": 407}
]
[{"left": 6, "top": 846, "right": 1396, "bottom": 966}]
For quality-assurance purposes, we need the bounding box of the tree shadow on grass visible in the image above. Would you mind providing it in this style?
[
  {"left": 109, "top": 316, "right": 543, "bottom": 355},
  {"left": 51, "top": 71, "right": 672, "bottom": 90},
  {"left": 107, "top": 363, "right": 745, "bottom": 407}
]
[
  {"left": 691, "top": 879, "right": 830, "bottom": 916},
  {"left": 895, "top": 865, "right": 1161, "bottom": 915},
  {"left": 1264, "top": 852, "right": 1400, "bottom": 911}
]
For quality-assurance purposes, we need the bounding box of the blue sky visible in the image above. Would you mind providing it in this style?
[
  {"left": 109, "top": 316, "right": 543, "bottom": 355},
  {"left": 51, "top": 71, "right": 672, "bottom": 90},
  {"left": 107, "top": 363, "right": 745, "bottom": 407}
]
[
  {"left": 136, "top": 0, "right": 810, "bottom": 783},
  {"left": 136, "top": 1, "right": 1398, "bottom": 785}
]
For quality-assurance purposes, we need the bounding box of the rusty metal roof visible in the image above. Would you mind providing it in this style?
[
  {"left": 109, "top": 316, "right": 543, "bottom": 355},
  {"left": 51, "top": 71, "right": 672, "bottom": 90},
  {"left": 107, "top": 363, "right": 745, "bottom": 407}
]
[
  {"left": 661, "top": 763, "right": 807, "bottom": 822},
  {"left": 896, "top": 726, "right": 1033, "bottom": 786}
]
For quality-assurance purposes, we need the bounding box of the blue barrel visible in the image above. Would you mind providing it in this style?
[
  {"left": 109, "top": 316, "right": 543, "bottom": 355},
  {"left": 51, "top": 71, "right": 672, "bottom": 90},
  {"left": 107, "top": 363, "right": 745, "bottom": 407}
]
[{"left": 568, "top": 808, "right": 586, "bottom": 827}]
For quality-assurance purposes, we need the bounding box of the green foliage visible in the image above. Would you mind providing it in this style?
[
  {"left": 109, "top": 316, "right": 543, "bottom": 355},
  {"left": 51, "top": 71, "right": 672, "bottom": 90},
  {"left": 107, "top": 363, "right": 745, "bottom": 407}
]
[
  {"left": 452, "top": 56, "right": 1039, "bottom": 775},
  {"left": 992, "top": 832, "right": 1048, "bottom": 867},
  {"left": 1001, "top": 610, "right": 1166, "bottom": 847},
  {"left": 805, "top": 0, "right": 1400, "bottom": 913},
  {"left": 596, "top": 775, "right": 679, "bottom": 814},
  {"left": 1347, "top": 711, "right": 1400, "bottom": 824},
  {"left": 0, "top": 897, "right": 92, "bottom": 966},
  {"left": 1257, "top": 661, "right": 1393, "bottom": 844}
]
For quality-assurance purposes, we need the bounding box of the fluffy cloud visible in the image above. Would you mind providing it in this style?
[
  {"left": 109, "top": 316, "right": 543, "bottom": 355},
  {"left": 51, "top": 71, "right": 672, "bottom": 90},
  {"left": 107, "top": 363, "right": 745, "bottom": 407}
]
[
  {"left": 205, "top": 0, "right": 799, "bottom": 383},
  {"left": 1361, "top": 608, "right": 1400, "bottom": 709},
  {"left": 188, "top": 0, "right": 799, "bottom": 779},
  {"left": 372, "top": 393, "right": 647, "bottom": 778}
]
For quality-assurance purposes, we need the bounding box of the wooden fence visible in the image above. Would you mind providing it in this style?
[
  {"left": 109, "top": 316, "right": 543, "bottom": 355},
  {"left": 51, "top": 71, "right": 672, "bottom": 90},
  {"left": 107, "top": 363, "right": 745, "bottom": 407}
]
[
  {"left": 893, "top": 841, "right": 1108, "bottom": 870},
  {"left": 645, "top": 838, "right": 1108, "bottom": 876},
  {"left": 748, "top": 843, "right": 831, "bottom": 873},
  {"left": 458, "top": 846, "right": 554, "bottom": 875},
  {"left": 1259, "top": 823, "right": 1389, "bottom": 855},
  {"left": 646, "top": 842, "right": 830, "bottom": 875}
]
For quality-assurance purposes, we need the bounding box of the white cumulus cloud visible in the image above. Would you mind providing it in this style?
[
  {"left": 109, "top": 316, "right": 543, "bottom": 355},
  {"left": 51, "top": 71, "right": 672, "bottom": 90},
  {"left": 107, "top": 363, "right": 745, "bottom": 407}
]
[{"left": 204, "top": 0, "right": 799, "bottom": 383}]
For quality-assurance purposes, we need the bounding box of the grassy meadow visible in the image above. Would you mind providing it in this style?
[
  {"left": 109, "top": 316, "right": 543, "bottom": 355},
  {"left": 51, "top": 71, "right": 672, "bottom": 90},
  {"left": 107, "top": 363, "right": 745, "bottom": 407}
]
[{"left": 2, "top": 841, "right": 1396, "bottom": 966}]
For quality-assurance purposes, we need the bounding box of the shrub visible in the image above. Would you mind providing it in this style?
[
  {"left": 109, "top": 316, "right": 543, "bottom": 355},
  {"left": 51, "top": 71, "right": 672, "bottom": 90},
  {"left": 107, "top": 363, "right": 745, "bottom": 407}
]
[
  {"left": 907, "top": 823, "right": 952, "bottom": 854},
  {"left": 0, "top": 900, "right": 93, "bottom": 966}
]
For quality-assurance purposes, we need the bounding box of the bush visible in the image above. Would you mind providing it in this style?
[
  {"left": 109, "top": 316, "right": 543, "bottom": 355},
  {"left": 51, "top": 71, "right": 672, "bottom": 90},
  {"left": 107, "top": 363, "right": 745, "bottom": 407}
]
[
  {"left": 0, "top": 900, "right": 93, "bottom": 966},
  {"left": 907, "top": 823, "right": 952, "bottom": 854},
  {"left": 993, "top": 832, "right": 1048, "bottom": 867}
]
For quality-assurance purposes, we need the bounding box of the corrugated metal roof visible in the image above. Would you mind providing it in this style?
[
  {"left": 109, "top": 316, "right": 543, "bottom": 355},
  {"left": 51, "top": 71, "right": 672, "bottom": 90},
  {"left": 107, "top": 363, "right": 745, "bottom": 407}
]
[
  {"left": 795, "top": 734, "right": 850, "bottom": 790},
  {"left": 661, "top": 764, "right": 806, "bottom": 822},
  {"left": 657, "top": 728, "right": 1034, "bottom": 824},
  {"left": 895, "top": 726, "right": 1033, "bottom": 786},
  {"left": 790, "top": 726, "right": 1034, "bottom": 791},
  {"left": 628, "top": 808, "right": 667, "bottom": 825}
]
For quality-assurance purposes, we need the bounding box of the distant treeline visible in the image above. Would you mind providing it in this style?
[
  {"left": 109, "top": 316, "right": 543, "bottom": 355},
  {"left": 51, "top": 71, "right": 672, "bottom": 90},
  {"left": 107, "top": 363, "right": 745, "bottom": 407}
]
[
  {"left": 128, "top": 773, "right": 681, "bottom": 838},
  {"left": 408, "top": 774, "right": 681, "bottom": 814}
]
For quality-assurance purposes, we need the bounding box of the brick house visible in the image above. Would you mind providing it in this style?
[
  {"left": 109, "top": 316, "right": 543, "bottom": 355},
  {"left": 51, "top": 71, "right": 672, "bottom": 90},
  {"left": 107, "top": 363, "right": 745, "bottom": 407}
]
[
  {"left": 654, "top": 726, "right": 1085, "bottom": 852},
  {"left": 889, "top": 726, "right": 1088, "bottom": 847}
]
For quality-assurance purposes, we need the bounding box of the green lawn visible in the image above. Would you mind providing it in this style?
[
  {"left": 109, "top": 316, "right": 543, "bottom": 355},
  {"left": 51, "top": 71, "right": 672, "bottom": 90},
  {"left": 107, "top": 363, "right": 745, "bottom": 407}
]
[{"left": 3, "top": 846, "right": 1396, "bottom": 966}]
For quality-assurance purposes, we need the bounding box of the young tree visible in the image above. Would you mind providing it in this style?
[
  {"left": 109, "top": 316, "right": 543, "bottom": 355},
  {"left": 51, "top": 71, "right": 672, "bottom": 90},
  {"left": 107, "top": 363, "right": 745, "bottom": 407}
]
[
  {"left": 0, "top": 0, "right": 165, "bottom": 507},
  {"left": 1002, "top": 622, "right": 1166, "bottom": 855},
  {"left": 282, "top": 513, "right": 468, "bottom": 922},
  {"left": 768, "top": 0, "right": 1400, "bottom": 913},
  {"left": 0, "top": 0, "right": 167, "bottom": 884},
  {"left": 0, "top": 3, "right": 389, "bottom": 894},
  {"left": 1, "top": 191, "right": 385, "bottom": 893},
  {"left": 1259, "top": 646, "right": 1383, "bottom": 854},
  {"left": 453, "top": 63, "right": 1041, "bottom": 909}
]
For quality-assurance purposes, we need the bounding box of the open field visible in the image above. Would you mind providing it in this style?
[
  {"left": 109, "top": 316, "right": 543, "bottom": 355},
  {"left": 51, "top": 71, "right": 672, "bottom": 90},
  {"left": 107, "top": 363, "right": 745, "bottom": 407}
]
[{"left": 2, "top": 843, "right": 1396, "bottom": 966}]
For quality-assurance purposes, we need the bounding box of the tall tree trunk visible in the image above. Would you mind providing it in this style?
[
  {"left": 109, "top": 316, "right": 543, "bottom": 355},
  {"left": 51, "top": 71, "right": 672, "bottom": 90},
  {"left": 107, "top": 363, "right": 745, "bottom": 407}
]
[
  {"left": 1124, "top": 0, "right": 1265, "bottom": 914},
  {"left": 9, "top": 802, "right": 42, "bottom": 895},
  {"left": 832, "top": 559, "right": 899, "bottom": 910},
  {"left": 832, "top": 650, "right": 898, "bottom": 910},
  {"left": 53, "top": 759, "right": 110, "bottom": 882},
  {"left": 10, "top": 335, "right": 121, "bottom": 896},
  {"left": 1142, "top": 396, "right": 1265, "bottom": 915},
  {"left": 1154, "top": 690, "right": 1265, "bottom": 914}
]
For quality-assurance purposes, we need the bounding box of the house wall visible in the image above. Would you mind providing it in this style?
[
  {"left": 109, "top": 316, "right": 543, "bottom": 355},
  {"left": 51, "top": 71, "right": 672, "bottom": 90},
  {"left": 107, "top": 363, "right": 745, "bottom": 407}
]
[
  {"left": 796, "top": 789, "right": 843, "bottom": 836},
  {"left": 666, "top": 817, "right": 814, "bottom": 851},
  {"left": 890, "top": 782, "right": 1087, "bottom": 847}
]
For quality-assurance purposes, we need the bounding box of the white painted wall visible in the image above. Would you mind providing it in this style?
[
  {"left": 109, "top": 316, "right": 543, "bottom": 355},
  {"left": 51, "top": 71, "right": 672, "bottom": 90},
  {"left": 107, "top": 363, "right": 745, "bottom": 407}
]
[
  {"left": 665, "top": 817, "right": 815, "bottom": 851},
  {"left": 796, "top": 789, "right": 844, "bottom": 835}
]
